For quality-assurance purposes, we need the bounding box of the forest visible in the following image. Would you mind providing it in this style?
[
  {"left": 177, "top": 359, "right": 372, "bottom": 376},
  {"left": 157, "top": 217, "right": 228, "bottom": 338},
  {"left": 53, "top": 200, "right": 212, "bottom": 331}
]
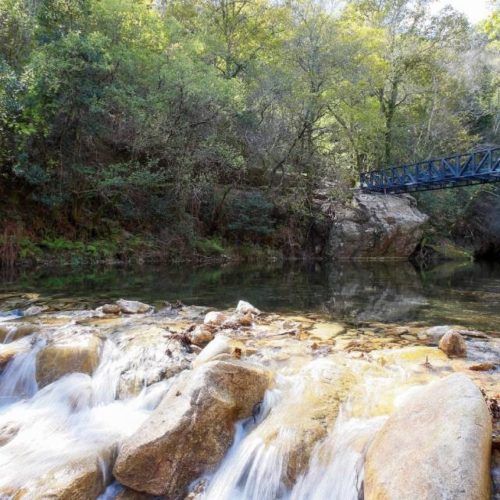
[{"left": 0, "top": 0, "right": 498, "bottom": 266}]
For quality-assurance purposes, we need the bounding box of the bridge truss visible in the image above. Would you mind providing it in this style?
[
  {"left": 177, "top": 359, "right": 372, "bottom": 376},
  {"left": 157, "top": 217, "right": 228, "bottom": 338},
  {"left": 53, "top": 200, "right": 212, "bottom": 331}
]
[{"left": 360, "top": 147, "right": 500, "bottom": 194}]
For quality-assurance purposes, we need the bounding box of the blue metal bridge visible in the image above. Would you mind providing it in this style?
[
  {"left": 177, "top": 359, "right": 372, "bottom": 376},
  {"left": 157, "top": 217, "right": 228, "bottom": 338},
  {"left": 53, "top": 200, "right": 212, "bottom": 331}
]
[{"left": 360, "top": 147, "right": 500, "bottom": 194}]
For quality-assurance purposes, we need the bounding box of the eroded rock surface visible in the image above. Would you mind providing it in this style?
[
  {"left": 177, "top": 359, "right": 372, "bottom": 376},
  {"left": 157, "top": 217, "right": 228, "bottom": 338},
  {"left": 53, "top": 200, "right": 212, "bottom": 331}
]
[
  {"left": 327, "top": 192, "right": 428, "bottom": 260},
  {"left": 113, "top": 360, "right": 271, "bottom": 497},
  {"left": 364, "top": 373, "right": 492, "bottom": 500}
]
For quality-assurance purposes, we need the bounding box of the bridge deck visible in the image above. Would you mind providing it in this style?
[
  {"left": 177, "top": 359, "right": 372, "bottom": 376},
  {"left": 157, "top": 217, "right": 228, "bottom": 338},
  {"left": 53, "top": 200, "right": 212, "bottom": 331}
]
[{"left": 360, "top": 147, "right": 500, "bottom": 194}]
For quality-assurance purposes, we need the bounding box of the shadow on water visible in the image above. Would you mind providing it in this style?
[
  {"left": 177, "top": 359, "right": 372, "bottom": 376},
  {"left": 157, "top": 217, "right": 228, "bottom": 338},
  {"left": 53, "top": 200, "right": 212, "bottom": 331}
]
[{"left": 1, "top": 260, "right": 499, "bottom": 330}]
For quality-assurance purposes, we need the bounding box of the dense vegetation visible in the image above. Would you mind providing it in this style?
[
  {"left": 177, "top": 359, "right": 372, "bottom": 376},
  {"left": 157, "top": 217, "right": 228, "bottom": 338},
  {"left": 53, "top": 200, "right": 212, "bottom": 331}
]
[{"left": 0, "top": 0, "right": 498, "bottom": 266}]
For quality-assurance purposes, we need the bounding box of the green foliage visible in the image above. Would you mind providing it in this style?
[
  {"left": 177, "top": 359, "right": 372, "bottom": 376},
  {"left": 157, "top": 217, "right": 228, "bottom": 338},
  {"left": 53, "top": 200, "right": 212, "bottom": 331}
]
[
  {"left": 225, "top": 191, "right": 275, "bottom": 241},
  {"left": 195, "top": 237, "right": 226, "bottom": 257},
  {"left": 0, "top": 0, "right": 497, "bottom": 266}
]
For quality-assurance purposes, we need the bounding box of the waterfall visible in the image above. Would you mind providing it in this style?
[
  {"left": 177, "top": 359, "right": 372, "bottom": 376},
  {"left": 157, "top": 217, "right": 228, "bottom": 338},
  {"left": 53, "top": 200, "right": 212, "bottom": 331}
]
[{"left": 0, "top": 336, "right": 46, "bottom": 405}]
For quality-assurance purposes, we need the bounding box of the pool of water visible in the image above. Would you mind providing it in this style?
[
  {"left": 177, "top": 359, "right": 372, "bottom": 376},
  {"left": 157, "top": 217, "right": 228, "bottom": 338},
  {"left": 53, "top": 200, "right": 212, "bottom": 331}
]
[{"left": 1, "top": 260, "right": 499, "bottom": 331}]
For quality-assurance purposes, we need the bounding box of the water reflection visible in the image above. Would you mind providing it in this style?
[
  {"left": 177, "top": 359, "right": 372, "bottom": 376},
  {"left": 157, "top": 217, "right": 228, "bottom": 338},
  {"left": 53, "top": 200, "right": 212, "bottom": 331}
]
[{"left": 0, "top": 261, "right": 499, "bottom": 330}]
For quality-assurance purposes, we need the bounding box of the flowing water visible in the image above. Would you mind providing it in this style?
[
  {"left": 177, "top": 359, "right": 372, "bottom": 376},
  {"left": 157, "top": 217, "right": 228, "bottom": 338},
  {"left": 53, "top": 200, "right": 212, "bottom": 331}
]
[{"left": 0, "top": 260, "right": 498, "bottom": 498}]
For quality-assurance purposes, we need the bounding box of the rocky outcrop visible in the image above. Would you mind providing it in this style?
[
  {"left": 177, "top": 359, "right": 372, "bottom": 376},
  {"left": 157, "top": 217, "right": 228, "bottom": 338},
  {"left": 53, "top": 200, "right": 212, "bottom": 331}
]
[
  {"left": 453, "top": 188, "right": 500, "bottom": 259},
  {"left": 364, "top": 373, "right": 492, "bottom": 500},
  {"left": 113, "top": 360, "right": 272, "bottom": 497},
  {"left": 326, "top": 192, "right": 428, "bottom": 260}
]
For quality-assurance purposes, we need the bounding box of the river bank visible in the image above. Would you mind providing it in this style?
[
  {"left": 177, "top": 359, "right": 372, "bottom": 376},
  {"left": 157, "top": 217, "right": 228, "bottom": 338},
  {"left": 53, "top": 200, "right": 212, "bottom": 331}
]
[{"left": 0, "top": 295, "right": 498, "bottom": 499}]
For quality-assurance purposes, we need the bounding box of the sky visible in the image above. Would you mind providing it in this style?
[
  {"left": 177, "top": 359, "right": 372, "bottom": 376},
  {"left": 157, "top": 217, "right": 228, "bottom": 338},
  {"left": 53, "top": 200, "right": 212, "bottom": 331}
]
[{"left": 430, "top": 0, "right": 494, "bottom": 24}]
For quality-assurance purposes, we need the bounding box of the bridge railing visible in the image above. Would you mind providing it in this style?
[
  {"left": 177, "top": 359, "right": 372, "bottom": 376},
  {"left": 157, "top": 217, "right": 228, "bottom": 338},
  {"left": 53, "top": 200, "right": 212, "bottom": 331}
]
[{"left": 360, "top": 147, "right": 500, "bottom": 194}]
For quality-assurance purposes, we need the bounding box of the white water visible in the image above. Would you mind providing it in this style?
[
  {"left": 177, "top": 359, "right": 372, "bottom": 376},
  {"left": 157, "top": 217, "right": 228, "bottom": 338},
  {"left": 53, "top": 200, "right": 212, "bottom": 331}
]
[{"left": 0, "top": 327, "right": 174, "bottom": 495}]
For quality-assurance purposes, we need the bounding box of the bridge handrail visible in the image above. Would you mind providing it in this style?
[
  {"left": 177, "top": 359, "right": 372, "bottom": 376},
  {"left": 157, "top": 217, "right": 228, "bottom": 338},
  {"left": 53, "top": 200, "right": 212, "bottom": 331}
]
[{"left": 360, "top": 147, "right": 499, "bottom": 193}]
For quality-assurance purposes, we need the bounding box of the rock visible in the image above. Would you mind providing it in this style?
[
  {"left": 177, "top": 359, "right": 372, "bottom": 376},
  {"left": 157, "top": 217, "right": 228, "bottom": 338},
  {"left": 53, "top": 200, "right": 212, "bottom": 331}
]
[
  {"left": 36, "top": 330, "right": 103, "bottom": 387},
  {"left": 113, "top": 360, "right": 271, "bottom": 497},
  {"left": 0, "top": 338, "right": 31, "bottom": 369},
  {"left": 112, "top": 325, "right": 194, "bottom": 398},
  {"left": 236, "top": 300, "right": 261, "bottom": 315},
  {"left": 438, "top": 330, "right": 467, "bottom": 358},
  {"left": 203, "top": 311, "right": 227, "bottom": 326},
  {"left": 364, "top": 374, "right": 492, "bottom": 500},
  {"left": 192, "top": 335, "right": 232, "bottom": 368},
  {"left": 188, "top": 325, "right": 215, "bottom": 346},
  {"left": 238, "top": 312, "right": 253, "bottom": 327},
  {"left": 23, "top": 305, "right": 47, "bottom": 317},
  {"left": 309, "top": 322, "right": 345, "bottom": 341},
  {"left": 0, "top": 323, "right": 38, "bottom": 343},
  {"left": 116, "top": 299, "right": 152, "bottom": 315},
  {"left": 469, "top": 362, "right": 496, "bottom": 371},
  {"left": 13, "top": 453, "right": 110, "bottom": 500},
  {"left": 326, "top": 192, "right": 428, "bottom": 260},
  {"left": 400, "top": 334, "right": 417, "bottom": 341},
  {"left": 101, "top": 304, "right": 122, "bottom": 315}
]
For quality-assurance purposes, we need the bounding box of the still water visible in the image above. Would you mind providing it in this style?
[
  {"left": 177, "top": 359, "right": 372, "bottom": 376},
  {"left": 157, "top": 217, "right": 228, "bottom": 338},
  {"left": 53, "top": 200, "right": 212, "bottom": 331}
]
[{"left": 1, "top": 260, "right": 499, "bottom": 331}]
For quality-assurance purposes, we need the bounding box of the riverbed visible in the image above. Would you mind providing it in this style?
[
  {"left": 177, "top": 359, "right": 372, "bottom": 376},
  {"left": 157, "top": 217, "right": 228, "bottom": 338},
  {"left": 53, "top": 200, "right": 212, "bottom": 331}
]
[{"left": 0, "top": 260, "right": 498, "bottom": 499}]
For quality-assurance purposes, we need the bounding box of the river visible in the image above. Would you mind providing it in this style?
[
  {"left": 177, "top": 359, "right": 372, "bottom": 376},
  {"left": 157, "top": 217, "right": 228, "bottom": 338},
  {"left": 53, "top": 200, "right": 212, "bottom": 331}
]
[
  {"left": 0, "top": 260, "right": 498, "bottom": 498},
  {"left": 1, "top": 260, "right": 500, "bottom": 330}
]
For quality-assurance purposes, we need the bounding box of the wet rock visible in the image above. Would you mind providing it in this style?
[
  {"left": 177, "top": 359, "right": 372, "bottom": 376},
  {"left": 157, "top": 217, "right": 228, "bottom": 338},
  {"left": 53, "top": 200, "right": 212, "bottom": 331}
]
[
  {"left": 116, "top": 299, "right": 152, "bottom": 315},
  {"left": 187, "top": 325, "right": 215, "bottom": 346},
  {"left": 113, "top": 360, "right": 272, "bottom": 497},
  {"left": 0, "top": 323, "right": 38, "bottom": 343},
  {"left": 23, "top": 305, "right": 47, "bottom": 317},
  {"left": 309, "top": 322, "right": 345, "bottom": 341},
  {"left": 113, "top": 325, "right": 193, "bottom": 398},
  {"left": 203, "top": 311, "right": 227, "bottom": 326},
  {"left": 13, "top": 453, "right": 110, "bottom": 500},
  {"left": 236, "top": 300, "right": 261, "bottom": 315},
  {"left": 0, "top": 338, "right": 31, "bottom": 369},
  {"left": 192, "top": 335, "right": 232, "bottom": 368},
  {"left": 438, "top": 331, "right": 467, "bottom": 358},
  {"left": 326, "top": 192, "right": 428, "bottom": 260},
  {"left": 364, "top": 373, "right": 492, "bottom": 500},
  {"left": 249, "top": 359, "right": 358, "bottom": 486},
  {"left": 237, "top": 312, "right": 253, "bottom": 327},
  {"left": 36, "top": 329, "right": 103, "bottom": 387},
  {"left": 469, "top": 362, "right": 496, "bottom": 371},
  {"left": 101, "top": 304, "right": 122, "bottom": 315}
]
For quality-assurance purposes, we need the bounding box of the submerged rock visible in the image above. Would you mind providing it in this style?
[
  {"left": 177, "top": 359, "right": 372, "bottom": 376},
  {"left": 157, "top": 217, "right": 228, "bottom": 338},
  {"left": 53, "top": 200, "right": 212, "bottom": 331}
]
[
  {"left": 438, "top": 330, "right": 467, "bottom": 358},
  {"left": 326, "top": 192, "right": 428, "bottom": 260},
  {"left": 364, "top": 373, "right": 492, "bottom": 500},
  {"left": 113, "top": 360, "right": 272, "bottom": 497}
]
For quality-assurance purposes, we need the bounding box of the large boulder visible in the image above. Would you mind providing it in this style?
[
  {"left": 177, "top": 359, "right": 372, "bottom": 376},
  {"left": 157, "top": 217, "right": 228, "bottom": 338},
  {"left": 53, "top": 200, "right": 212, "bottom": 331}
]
[
  {"left": 327, "top": 192, "right": 428, "bottom": 260},
  {"left": 113, "top": 360, "right": 271, "bottom": 497},
  {"left": 364, "top": 373, "right": 492, "bottom": 500}
]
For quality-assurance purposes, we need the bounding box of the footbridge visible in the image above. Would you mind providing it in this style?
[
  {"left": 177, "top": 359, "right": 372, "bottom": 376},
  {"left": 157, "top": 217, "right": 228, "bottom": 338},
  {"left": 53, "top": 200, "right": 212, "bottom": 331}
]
[{"left": 360, "top": 147, "right": 499, "bottom": 194}]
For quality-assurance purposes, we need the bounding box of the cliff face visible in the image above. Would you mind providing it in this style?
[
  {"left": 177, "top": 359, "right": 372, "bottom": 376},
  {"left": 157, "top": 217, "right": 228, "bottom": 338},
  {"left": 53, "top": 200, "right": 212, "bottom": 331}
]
[
  {"left": 326, "top": 192, "right": 428, "bottom": 260},
  {"left": 454, "top": 189, "right": 500, "bottom": 260}
]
